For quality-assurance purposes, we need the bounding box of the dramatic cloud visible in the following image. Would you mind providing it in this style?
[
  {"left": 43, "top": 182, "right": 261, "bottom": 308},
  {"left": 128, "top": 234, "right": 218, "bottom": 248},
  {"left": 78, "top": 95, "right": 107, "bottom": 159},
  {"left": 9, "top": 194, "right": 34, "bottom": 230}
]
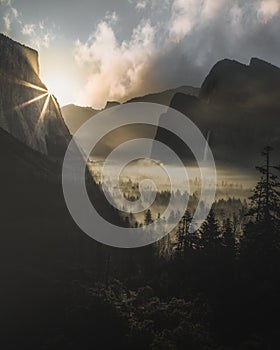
[
  {"left": 3, "top": 0, "right": 279, "bottom": 108},
  {"left": 258, "top": 0, "right": 280, "bottom": 22},
  {"left": 75, "top": 19, "right": 157, "bottom": 108},
  {"left": 74, "top": 0, "right": 280, "bottom": 108}
]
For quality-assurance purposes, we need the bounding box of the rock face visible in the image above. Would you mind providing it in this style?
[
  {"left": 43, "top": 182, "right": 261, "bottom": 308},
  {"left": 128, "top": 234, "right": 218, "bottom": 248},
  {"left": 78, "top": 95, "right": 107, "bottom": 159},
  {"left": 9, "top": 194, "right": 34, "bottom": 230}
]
[
  {"left": 199, "top": 58, "right": 280, "bottom": 106},
  {"left": 62, "top": 101, "right": 120, "bottom": 136},
  {"left": 156, "top": 58, "right": 280, "bottom": 167},
  {"left": 0, "top": 34, "right": 71, "bottom": 159},
  {"left": 126, "top": 85, "right": 200, "bottom": 106}
]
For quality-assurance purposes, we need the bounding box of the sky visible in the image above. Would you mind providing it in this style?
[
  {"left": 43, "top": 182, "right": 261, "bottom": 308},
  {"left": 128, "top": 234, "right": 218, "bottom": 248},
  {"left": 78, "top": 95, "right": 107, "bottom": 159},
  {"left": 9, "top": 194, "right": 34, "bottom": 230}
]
[{"left": 1, "top": 0, "right": 280, "bottom": 108}]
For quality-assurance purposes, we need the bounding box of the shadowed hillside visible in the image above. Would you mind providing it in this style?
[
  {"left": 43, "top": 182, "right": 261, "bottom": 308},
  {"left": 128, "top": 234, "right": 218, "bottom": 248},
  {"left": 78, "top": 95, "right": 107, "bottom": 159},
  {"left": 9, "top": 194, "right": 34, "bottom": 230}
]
[{"left": 155, "top": 58, "right": 280, "bottom": 168}]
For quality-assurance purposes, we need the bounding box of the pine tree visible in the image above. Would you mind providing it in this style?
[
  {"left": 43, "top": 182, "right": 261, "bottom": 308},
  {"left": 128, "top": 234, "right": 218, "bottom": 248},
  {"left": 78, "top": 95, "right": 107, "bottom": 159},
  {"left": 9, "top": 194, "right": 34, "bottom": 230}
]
[
  {"left": 243, "top": 147, "right": 280, "bottom": 254},
  {"left": 199, "top": 208, "right": 220, "bottom": 249},
  {"left": 144, "top": 209, "right": 153, "bottom": 226},
  {"left": 248, "top": 146, "right": 280, "bottom": 229},
  {"left": 175, "top": 210, "right": 193, "bottom": 257},
  {"left": 222, "top": 218, "right": 236, "bottom": 258}
]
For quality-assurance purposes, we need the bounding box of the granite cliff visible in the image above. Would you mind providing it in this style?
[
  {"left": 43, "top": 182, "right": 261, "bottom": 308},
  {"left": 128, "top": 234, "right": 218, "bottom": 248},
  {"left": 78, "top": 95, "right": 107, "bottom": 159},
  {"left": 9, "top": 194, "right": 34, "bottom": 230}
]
[{"left": 0, "top": 34, "right": 71, "bottom": 158}]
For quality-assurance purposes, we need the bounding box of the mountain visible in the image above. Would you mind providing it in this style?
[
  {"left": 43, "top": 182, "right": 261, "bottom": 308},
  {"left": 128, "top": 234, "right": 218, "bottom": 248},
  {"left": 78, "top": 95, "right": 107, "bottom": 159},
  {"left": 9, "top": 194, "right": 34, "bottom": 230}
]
[
  {"left": 0, "top": 36, "right": 126, "bottom": 347},
  {"left": 200, "top": 57, "right": 280, "bottom": 106},
  {"left": 0, "top": 34, "right": 71, "bottom": 159},
  {"left": 61, "top": 87, "right": 199, "bottom": 159},
  {"left": 61, "top": 87, "right": 199, "bottom": 135},
  {"left": 62, "top": 101, "right": 120, "bottom": 135},
  {"left": 155, "top": 58, "right": 280, "bottom": 167},
  {"left": 125, "top": 85, "right": 200, "bottom": 105}
]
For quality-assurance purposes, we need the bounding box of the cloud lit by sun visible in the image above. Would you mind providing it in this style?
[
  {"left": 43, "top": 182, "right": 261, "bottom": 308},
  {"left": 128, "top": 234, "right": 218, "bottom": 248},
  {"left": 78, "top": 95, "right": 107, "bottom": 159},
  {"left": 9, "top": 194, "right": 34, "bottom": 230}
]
[{"left": 3, "top": 0, "right": 280, "bottom": 109}]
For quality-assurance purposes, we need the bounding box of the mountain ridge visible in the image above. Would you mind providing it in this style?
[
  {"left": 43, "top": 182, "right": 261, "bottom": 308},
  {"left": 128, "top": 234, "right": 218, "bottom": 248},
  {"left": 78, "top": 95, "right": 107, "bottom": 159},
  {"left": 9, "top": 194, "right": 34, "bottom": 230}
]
[
  {"left": 61, "top": 86, "right": 199, "bottom": 137},
  {"left": 159, "top": 57, "right": 280, "bottom": 167},
  {"left": 0, "top": 33, "right": 71, "bottom": 159}
]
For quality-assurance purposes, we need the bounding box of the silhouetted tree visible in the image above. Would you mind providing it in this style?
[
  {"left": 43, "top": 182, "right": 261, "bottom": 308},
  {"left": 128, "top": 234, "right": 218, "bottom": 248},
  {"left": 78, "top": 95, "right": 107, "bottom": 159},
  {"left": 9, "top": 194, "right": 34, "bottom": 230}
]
[
  {"left": 238, "top": 148, "right": 280, "bottom": 343},
  {"left": 144, "top": 209, "right": 153, "bottom": 226},
  {"left": 175, "top": 210, "right": 195, "bottom": 257},
  {"left": 199, "top": 209, "right": 220, "bottom": 249},
  {"left": 248, "top": 146, "right": 280, "bottom": 228},
  {"left": 222, "top": 218, "right": 235, "bottom": 252}
]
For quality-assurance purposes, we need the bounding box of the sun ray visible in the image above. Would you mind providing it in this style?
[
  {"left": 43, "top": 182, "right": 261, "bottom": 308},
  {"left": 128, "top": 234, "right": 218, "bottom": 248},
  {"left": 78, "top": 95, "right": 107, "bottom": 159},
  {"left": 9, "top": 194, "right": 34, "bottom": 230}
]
[
  {"left": 4, "top": 74, "right": 48, "bottom": 93},
  {"left": 32, "top": 94, "right": 51, "bottom": 145},
  {"left": 15, "top": 92, "right": 49, "bottom": 110},
  {"left": 15, "top": 79, "right": 48, "bottom": 93},
  {"left": 51, "top": 94, "right": 61, "bottom": 115},
  {"left": 39, "top": 94, "right": 51, "bottom": 122}
]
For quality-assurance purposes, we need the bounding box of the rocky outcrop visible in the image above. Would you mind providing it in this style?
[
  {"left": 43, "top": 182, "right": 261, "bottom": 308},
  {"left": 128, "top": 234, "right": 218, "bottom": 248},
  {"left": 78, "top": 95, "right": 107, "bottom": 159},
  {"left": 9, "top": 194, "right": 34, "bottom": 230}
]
[
  {"left": 156, "top": 57, "right": 280, "bottom": 167},
  {"left": 199, "top": 58, "right": 280, "bottom": 106},
  {"left": 0, "top": 34, "right": 71, "bottom": 159}
]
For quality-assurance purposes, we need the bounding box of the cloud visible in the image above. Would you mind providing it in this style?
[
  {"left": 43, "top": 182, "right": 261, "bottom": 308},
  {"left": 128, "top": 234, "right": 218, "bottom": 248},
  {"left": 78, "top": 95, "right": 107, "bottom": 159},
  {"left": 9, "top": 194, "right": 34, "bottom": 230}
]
[
  {"left": 75, "top": 0, "right": 280, "bottom": 108},
  {"left": 0, "top": 0, "right": 56, "bottom": 49},
  {"left": 201, "top": 0, "right": 227, "bottom": 20},
  {"left": 11, "top": 6, "right": 18, "bottom": 19},
  {"left": 3, "top": 13, "right": 11, "bottom": 31},
  {"left": 169, "top": 0, "right": 200, "bottom": 42},
  {"left": 0, "top": 0, "right": 11, "bottom": 5},
  {"left": 21, "top": 23, "right": 35, "bottom": 36},
  {"left": 75, "top": 20, "right": 157, "bottom": 108},
  {"left": 258, "top": 0, "right": 280, "bottom": 22},
  {"left": 105, "top": 11, "right": 119, "bottom": 24},
  {"left": 21, "top": 22, "right": 56, "bottom": 49},
  {"left": 136, "top": 1, "right": 148, "bottom": 9},
  {"left": 1, "top": 0, "right": 18, "bottom": 34},
  {"left": 20, "top": 18, "right": 56, "bottom": 49},
  {"left": 128, "top": 0, "right": 148, "bottom": 10}
]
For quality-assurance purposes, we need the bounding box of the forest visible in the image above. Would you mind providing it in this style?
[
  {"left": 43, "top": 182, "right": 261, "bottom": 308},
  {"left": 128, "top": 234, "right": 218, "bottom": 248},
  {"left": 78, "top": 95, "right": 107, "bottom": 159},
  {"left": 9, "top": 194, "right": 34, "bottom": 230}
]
[{"left": 3, "top": 146, "right": 277, "bottom": 350}]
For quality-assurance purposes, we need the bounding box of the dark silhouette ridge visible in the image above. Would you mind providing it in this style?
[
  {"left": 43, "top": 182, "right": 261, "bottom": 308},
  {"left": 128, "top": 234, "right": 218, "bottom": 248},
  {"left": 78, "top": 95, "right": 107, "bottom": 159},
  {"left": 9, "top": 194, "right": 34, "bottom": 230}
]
[
  {"left": 155, "top": 57, "right": 280, "bottom": 168},
  {"left": 125, "top": 85, "right": 200, "bottom": 105},
  {"left": 200, "top": 57, "right": 280, "bottom": 105}
]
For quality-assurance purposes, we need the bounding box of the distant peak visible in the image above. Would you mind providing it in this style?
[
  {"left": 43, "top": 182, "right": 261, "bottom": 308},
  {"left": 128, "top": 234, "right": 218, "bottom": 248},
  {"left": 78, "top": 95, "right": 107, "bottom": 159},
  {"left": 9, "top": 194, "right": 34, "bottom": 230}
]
[
  {"left": 212, "top": 58, "right": 247, "bottom": 71},
  {"left": 105, "top": 101, "right": 120, "bottom": 109},
  {"left": 249, "top": 57, "right": 279, "bottom": 70}
]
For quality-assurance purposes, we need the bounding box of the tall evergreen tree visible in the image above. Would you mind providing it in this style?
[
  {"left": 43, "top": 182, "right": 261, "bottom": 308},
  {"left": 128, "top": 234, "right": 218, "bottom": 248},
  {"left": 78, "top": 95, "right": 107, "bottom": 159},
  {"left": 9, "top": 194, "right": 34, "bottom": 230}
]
[
  {"left": 144, "top": 209, "right": 153, "bottom": 226},
  {"left": 199, "top": 208, "right": 220, "bottom": 249},
  {"left": 222, "top": 218, "right": 235, "bottom": 251},
  {"left": 248, "top": 146, "right": 280, "bottom": 229},
  {"left": 175, "top": 210, "right": 194, "bottom": 257},
  {"left": 242, "top": 147, "right": 280, "bottom": 256}
]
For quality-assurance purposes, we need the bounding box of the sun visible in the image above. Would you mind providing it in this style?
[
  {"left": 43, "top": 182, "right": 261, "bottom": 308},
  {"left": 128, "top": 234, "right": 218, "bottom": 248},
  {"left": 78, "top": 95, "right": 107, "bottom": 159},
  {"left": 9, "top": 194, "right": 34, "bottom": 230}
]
[
  {"left": 41, "top": 74, "right": 74, "bottom": 106},
  {"left": 47, "top": 87, "right": 55, "bottom": 96}
]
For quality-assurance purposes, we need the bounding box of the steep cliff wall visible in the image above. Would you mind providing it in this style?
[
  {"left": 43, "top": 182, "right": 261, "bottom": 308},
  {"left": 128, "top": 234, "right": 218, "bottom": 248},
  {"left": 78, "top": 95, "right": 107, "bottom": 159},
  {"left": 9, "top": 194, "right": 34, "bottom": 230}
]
[{"left": 0, "top": 34, "right": 71, "bottom": 158}]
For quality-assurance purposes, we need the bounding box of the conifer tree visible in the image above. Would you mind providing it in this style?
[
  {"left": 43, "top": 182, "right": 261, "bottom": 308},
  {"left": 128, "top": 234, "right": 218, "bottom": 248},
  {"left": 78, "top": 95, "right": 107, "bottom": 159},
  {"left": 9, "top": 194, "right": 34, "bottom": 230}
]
[
  {"left": 222, "top": 218, "right": 236, "bottom": 261},
  {"left": 199, "top": 208, "right": 220, "bottom": 249},
  {"left": 175, "top": 210, "right": 193, "bottom": 257},
  {"left": 144, "top": 209, "right": 153, "bottom": 226},
  {"left": 242, "top": 147, "right": 280, "bottom": 259},
  {"left": 248, "top": 146, "right": 280, "bottom": 229}
]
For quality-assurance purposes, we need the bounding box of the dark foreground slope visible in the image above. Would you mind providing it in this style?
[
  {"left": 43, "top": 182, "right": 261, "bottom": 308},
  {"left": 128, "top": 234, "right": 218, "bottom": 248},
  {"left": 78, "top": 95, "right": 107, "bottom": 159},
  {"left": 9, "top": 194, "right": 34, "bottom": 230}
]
[{"left": 0, "top": 126, "right": 129, "bottom": 348}]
